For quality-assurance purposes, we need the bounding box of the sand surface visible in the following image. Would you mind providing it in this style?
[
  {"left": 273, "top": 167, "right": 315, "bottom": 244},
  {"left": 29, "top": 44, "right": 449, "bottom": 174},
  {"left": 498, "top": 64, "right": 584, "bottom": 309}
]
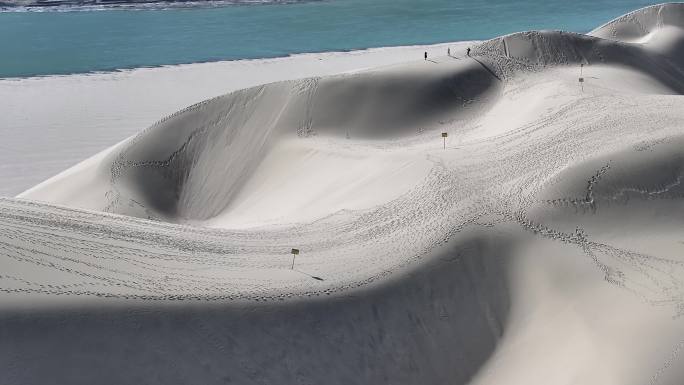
[{"left": 3, "top": 3, "right": 684, "bottom": 385}]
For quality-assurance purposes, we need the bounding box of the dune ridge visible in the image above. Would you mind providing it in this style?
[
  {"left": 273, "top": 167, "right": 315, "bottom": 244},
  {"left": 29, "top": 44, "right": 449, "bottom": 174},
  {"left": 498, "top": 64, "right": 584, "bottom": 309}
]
[{"left": 4, "top": 4, "right": 684, "bottom": 385}]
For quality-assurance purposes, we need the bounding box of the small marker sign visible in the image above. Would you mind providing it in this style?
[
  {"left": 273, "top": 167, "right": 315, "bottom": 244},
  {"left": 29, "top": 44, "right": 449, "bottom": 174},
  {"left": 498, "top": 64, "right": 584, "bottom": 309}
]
[
  {"left": 441, "top": 132, "right": 448, "bottom": 149},
  {"left": 290, "top": 248, "right": 300, "bottom": 269}
]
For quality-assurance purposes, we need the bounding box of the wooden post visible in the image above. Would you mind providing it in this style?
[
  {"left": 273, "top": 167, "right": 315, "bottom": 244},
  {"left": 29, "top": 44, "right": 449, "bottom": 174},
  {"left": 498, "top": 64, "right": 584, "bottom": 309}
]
[
  {"left": 579, "top": 63, "right": 584, "bottom": 92},
  {"left": 442, "top": 132, "right": 448, "bottom": 149},
  {"left": 290, "top": 248, "right": 300, "bottom": 270}
]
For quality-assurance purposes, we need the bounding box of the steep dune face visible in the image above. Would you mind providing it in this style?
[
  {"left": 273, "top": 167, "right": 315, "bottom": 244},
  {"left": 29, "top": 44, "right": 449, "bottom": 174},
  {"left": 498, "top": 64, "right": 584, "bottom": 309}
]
[
  {"left": 311, "top": 61, "right": 497, "bottom": 138},
  {"left": 6, "top": 4, "right": 684, "bottom": 385},
  {"left": 590, "top": 3, "right": 684, "bottom": 65},
  {"left": 110, "top": 84, "right": 295, "bottom": 220},
  {"left": 590, "top": 2, "right": 684, "bottom": 43},
  {"left": 528, "top": 136, "right": 684, "bottom": 311}
]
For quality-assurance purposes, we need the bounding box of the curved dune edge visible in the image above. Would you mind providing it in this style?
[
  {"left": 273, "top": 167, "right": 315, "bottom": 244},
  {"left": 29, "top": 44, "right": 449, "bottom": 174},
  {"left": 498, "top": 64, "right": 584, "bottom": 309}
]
[{"left": 3, "top": 3, "right": 684, "bottom": 385}]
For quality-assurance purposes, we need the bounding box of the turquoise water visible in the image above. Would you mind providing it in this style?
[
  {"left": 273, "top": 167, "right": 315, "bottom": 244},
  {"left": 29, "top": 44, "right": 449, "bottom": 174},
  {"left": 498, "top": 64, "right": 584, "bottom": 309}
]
[{"left": 0, "top": 0, "right": 660, "bottom": 78}]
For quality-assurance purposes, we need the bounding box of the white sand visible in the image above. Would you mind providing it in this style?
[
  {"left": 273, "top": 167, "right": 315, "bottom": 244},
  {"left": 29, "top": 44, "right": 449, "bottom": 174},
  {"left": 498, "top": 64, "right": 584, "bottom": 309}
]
[{"left": 3, "top": 3, "right": 684, "bottom": 385}]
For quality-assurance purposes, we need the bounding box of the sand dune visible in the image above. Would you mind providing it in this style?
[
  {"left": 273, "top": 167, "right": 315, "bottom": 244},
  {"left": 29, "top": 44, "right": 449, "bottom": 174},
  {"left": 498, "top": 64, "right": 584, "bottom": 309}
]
[
  {"left": 21, "top": 58, "right": 499, "bottom": 224},
  {"left": 0, "top": 41, "right": 472, "bottom": 197},
  {"left": 4, "top": 3, "right": 684, "bottom": 384}
]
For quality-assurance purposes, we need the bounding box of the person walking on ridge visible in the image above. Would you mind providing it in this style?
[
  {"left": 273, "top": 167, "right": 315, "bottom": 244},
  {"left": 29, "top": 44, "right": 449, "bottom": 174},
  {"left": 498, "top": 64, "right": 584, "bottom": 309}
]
[
  {"left": 424, "top": 51, "right": 427, "bottom": 60},
  {"left": 466, "top": 47, "right": 471, "bottom": 56},
  {"left": 447, "top": 47, "right": 451, "bottom": 56}
]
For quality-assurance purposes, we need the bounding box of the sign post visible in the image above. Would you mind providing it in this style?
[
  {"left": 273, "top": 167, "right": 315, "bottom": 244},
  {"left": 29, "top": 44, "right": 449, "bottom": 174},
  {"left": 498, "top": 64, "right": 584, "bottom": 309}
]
[
  {"left": 442, "top": 132, "right": 448, "bottom": 149},
  {"left": 290, "top": 248, "right": 300, "bottom": 270}
]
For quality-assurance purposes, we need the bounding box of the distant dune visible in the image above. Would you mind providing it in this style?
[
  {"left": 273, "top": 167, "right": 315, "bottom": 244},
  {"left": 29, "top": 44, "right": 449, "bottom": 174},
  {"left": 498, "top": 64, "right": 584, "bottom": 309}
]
[{"left": 3, "top": 3, "right": 684, "bottom": 385}]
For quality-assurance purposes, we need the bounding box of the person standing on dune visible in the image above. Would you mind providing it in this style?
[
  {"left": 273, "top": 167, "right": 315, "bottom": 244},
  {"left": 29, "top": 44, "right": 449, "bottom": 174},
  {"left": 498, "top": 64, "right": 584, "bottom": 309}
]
[
  {"left": 467, "top": 47, "right": 471, "bottom": 56},
  {"left": 424, "top": 51, "right": 427, "bottom": 60},
  {"left": 448, "top": 47, "right": 450, "bottom": 56}
]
